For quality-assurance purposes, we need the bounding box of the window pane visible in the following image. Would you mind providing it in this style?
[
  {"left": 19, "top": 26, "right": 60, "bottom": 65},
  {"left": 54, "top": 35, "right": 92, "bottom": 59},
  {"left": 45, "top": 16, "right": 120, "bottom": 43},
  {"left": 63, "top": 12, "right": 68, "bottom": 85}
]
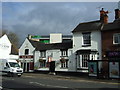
[
  {"left": 61, "top": 50, "right": 68, "bottom": 56},
  {"left": 61, "top": 60, "right": 68, "bottom": 68},
  {"left": 83, "top": 33, "right": 91, "bottom": 45},
  {"left": 25, "top": 49, "right": 29, "bottom": 55},
  {"left": 81, "top": 54, "right": 89, "bottom": 68},
  {"left": 114, "top": 34, "right": 120, "bottom": 44},
  {"left": 40, "top": 51, "right": 46, "bottom": 57}
]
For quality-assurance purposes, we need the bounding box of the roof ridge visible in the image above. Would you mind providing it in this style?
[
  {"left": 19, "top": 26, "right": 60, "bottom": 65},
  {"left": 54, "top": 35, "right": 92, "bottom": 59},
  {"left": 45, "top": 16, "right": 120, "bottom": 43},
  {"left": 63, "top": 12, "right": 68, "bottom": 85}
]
[{"left": 80, "top": 20, "right": 101, "bottom": 24}]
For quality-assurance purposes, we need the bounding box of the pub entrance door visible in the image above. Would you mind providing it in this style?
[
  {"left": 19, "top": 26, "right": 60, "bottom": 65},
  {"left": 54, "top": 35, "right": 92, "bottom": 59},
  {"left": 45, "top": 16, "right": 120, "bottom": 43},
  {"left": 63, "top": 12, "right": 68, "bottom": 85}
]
[{"left": 49, "top": 61, "right": 55, "bottom": 72}]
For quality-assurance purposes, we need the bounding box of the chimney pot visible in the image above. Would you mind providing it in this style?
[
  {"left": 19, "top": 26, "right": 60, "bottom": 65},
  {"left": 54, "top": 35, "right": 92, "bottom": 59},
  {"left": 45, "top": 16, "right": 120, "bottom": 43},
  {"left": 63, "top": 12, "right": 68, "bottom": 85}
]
[
  {"left": 115, "top": 9, "right": 120, "bottom": 19},
  {"left": 100, "top": 8, "right": 108, "bottom": 24}
]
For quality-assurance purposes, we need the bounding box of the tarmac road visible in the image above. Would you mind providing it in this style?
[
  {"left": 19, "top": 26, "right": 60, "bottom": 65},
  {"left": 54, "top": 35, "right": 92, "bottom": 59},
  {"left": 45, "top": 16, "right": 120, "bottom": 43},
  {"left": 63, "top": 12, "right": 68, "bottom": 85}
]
[{"left": 1, "top": 72, "right": 120, "bottom": 89}]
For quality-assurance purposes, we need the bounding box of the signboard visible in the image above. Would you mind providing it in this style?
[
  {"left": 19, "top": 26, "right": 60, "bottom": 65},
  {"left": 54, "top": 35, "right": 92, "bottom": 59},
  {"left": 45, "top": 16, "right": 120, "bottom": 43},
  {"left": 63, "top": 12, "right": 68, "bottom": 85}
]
[
  {"left": 19, "top": 55, "right": 33, "bottom": 59},
  {"left": 106, "top": 51, "right": 120, "bottom": 57},
  {"left": 109, "top": 62, "right": 119, "bottom": 78},
  {"left": 0, "top": 43, "right": 10, "bottom": 49},
  {"left": 31, "top": 35, "right": 41, "bottom": 39},
  {"left": 40, "top": 40, "right": 50, "bottom": 43},
  {"left": 88, "top": 62, "right": 98, "bottom": 76}
]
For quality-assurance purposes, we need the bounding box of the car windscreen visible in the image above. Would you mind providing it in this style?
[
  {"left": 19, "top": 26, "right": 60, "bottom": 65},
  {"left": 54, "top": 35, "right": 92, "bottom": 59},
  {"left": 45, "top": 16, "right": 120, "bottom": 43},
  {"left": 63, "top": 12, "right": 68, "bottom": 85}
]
[{"left": 9, "top": 62, "right": 20, "bottom": 67}]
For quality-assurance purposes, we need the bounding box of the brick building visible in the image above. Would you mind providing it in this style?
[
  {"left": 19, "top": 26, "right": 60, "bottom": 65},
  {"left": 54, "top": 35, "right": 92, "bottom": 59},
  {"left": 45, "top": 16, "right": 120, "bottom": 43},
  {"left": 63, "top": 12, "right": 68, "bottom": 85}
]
[{"left": 102, "top": 9, "right": 120, "bottom": 60}]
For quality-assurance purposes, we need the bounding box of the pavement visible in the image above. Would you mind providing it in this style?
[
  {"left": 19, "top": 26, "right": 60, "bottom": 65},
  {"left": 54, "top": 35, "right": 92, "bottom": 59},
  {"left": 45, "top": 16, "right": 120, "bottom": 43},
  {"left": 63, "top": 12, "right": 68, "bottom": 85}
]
[{"left": 22, "top": 72, "right": 120, "bottom": 84}]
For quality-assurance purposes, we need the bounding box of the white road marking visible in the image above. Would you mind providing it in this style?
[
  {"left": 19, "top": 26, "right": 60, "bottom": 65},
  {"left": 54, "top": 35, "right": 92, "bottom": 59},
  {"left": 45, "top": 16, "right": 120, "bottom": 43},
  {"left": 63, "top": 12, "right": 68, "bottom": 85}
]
[{"left": 29, "top": 82, "right": 69, "bottom": 88}]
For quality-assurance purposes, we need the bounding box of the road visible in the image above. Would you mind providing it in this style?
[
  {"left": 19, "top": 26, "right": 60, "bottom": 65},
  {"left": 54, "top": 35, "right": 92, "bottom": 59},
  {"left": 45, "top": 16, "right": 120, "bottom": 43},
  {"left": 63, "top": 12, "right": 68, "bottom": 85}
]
[{"left": 1, "top": 73, "right": 120, "bottom": 89}]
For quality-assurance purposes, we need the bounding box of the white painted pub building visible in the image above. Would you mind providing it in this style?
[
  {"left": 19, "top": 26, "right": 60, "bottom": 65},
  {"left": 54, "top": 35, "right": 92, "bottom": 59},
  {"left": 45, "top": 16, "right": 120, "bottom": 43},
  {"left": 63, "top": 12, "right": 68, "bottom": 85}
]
[{"left": 19, "top": 33, "right": 73, "bottom": 72}]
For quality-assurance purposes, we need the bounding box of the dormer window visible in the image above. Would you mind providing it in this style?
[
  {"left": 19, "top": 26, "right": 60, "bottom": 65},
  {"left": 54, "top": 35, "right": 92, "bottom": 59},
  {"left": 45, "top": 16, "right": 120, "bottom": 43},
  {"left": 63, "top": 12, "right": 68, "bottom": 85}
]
[
  {"left": 25, "top": 49, "right": 29, "bottom": 55},
  {"left": 82, "top": 32, "right": 91, "bottom": 46}
]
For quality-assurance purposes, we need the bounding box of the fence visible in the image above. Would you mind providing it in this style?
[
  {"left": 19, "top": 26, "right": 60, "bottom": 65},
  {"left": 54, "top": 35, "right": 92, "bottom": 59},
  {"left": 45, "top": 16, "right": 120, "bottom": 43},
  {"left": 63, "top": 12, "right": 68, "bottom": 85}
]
[{"left": 88, "top": 60, "right": 120, "bottom": 79}]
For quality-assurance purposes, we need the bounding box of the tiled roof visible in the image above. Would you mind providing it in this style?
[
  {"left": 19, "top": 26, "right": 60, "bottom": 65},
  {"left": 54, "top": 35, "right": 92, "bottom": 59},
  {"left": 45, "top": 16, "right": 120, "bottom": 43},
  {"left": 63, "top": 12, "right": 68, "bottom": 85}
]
[
  {"left": 28, "top": 39, "right": 72, "bottom": 51},
  {"left": 72, "top": 19, "right": 120, "bottom": 32},
  {"left": 72, "top": 20, "right": 102, "bottom": 32},
  {"left": 102, "top": 19, "right": 120, "bottom": 31}
]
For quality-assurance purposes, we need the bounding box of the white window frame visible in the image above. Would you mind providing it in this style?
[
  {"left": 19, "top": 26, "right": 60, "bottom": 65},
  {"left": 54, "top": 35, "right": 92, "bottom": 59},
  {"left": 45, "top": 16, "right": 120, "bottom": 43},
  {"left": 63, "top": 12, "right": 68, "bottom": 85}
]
[
  {"left": 113, "top": 33, "right": 120, "bottom": 44},
  {"left": 77, "top": 54, "right": 89, "bottom": 69},
  {"left": 61, "top": 50, "right": 68, "bottom": 56},
  {"left": 61, "top": 60, "right": 68, "bottom": 68},
  {"left": 81, "top": 54, "right": 89, "bottom": 68},
  {"left": 25, "top": 49, "right": 29, "bottom": 55},
  {"left": 40, "top": 51, "right": 46, "bottom": 58},
  {"left": 82, "top": 32, "right": 91, "bottom": 46}
]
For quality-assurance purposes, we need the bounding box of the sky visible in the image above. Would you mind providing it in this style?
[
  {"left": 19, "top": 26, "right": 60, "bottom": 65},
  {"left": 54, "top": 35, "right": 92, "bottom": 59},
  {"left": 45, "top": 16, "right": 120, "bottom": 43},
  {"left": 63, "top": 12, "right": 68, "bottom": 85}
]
[{"left": 1, "top": 1, "right": 120, "bottom": 44}]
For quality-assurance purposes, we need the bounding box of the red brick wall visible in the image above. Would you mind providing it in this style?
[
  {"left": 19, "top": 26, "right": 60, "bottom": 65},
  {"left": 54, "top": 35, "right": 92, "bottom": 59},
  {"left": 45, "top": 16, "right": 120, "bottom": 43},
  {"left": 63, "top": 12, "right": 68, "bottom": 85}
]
[{"left": 101, "top": 29, "right": 120, "bottom": 59}]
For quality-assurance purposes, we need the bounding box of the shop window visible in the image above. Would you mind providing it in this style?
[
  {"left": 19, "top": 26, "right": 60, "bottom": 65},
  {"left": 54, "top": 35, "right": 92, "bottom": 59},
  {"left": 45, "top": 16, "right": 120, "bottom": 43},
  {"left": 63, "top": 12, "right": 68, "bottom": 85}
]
[
  {"left": 113, "top": 33, "right": 120, "bottom": 44},
  {"left": 61, "top": 60, "right": 68, "bottom": 68},
  {"left": 61, "top": 50, "right": 68, "bottom": 56},
  {"left": 82, "top": 32, "right": 91, "bottom": 46},
  {"left": 77, "top": 54, "right": 89, "bottom": 68},
  {"left": 82, "top": 54, "right": 89, "bottom": 68},
  {"left": 25, "top": 49, "right": 29, "bottom": 55}
]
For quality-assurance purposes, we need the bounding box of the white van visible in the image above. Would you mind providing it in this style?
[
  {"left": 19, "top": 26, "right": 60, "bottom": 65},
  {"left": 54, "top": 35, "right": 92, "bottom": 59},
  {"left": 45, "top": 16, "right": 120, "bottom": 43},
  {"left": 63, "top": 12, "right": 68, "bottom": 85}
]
[{"left": 0, "top": 59, "right": 23, "bottom": 77}]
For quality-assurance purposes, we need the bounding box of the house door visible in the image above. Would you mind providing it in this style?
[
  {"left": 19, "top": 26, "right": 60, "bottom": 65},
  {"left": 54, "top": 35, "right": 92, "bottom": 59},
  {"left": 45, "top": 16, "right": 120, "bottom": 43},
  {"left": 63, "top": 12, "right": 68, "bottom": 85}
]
[
  {"left": 30, "top": 62, "right": 34, "bottom": 70},
  {"left": 49, "top": 61, "right": 55, "bottom": 72},
  {"left": 23, "top": 62, "right": 30, "bottom": 72}
]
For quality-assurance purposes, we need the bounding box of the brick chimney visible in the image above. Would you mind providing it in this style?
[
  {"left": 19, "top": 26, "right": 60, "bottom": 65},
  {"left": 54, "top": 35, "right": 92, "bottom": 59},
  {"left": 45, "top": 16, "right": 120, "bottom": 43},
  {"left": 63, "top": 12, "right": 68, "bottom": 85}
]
[
  {"left": 115, "top": 9, "right": 120, "bottom": 19},
  {"left": 100, "top": 8, "right": 108, "bottom": 24}
]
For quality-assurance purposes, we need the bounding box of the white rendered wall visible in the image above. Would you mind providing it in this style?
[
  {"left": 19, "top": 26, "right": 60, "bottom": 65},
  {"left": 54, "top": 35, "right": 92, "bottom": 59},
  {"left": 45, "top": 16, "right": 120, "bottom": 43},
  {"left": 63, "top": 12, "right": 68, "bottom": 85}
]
[
  {"left": 0, "top": 35, "right": 11, "bottom": 59},
  {"left": 34, "top": 51, "right": 40, "bottom": 70},
  {"left": 46, "top": 49, "right": 60, "bottom": 61},
  {"left": 19, "top": 38, "right": 35, "bottom": 56},
  {"left": 73, "top": 31, "right": 102, "bottom": 60},
  {"left": 72, "top": 30, "right": 102, "bottom": 72}
]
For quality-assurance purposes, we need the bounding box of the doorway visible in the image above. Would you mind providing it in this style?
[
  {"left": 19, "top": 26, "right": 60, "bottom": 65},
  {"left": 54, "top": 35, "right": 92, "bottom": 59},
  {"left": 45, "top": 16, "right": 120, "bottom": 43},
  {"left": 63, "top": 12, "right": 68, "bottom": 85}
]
[{"left": 49, "top": 61, "right": 55, "bottom": 72}]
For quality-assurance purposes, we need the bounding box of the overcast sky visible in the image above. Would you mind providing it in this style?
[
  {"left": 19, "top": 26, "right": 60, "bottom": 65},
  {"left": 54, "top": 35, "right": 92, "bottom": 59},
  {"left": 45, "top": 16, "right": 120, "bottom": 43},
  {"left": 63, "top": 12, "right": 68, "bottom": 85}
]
[{"left": 2, "top": 2, "right": 119, "bottom": 43}]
